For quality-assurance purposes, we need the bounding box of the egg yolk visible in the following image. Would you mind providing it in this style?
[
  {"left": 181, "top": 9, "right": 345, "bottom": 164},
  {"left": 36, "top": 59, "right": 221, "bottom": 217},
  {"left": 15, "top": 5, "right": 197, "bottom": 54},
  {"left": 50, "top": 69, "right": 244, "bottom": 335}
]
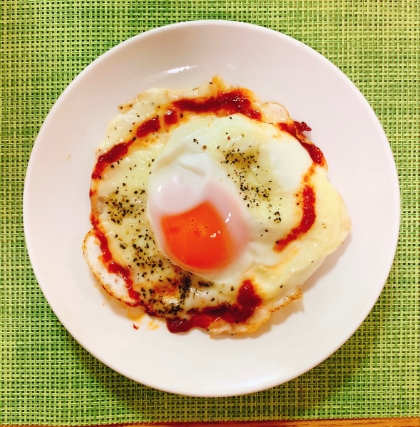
[{"left": 160, "top": 202, "right": 236, "bottom": 272}]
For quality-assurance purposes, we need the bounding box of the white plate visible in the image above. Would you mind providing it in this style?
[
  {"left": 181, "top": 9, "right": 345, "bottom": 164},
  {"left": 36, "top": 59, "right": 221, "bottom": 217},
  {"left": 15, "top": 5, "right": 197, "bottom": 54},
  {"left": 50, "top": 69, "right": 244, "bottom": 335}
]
[{"left": 24, "top": 21, "right": 400, "bottom": 397}]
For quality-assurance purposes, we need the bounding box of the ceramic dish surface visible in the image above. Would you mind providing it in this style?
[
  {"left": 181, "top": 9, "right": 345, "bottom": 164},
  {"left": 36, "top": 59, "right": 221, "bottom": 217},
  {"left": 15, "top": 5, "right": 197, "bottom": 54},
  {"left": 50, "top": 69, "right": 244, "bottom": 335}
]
[{"left": 24, "top": 20, "right": 400, "bottom": 397}]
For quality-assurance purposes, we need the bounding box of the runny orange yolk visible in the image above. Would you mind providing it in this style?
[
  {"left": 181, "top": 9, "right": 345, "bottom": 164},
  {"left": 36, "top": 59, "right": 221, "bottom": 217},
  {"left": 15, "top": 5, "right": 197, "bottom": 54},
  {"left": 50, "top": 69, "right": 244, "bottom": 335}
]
[{"left": 160, "top": 202, "right": 236, "bottom": 272}]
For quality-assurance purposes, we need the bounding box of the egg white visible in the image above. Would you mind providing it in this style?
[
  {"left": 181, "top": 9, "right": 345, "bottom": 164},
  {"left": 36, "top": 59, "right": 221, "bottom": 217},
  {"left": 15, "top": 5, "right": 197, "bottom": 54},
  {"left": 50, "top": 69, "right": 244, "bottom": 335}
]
[{"left": 84, "top": 77, "right": 351, "bottom": 334}]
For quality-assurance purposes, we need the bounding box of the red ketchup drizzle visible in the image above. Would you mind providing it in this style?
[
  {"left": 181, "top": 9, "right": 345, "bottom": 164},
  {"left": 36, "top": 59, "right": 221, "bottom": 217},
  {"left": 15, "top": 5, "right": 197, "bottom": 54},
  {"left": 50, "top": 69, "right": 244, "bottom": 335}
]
[
  {"left": 279, "top": 122, "right": 325, "bottom": 166},
  {"left": 136, "top": 116, "right": 161, "bottom": 138},
  {"left": 166, "top": 280, "right": 262, "bottom": 333},
  {"left": 275, "top": 185, "right": 316, "bottom": 252},
  {"left": 90, "top": 90, "right": 322, "bottom": 329},
  {"left": 92, "top": 227, "right": 141, "bottom": 305},
  {"left": 92, "top": 116, "right": 162, "bottom": 180},
  {"left": 164, "top": 109, "right": 178, "bottom": 125},
  {"left": 173, "top": 89, "right": 261, "bottom": 121},
  {"left": 92, "top": 141, "right": 131, "bottom": 179}
]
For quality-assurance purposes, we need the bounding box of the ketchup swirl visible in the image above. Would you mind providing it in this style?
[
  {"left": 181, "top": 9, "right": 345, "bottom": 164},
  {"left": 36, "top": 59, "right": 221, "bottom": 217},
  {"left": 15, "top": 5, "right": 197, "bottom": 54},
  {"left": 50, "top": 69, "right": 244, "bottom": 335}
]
[
  {"left": 93, "top": 228, "right": 141, "bottom": 306},
  {"left": 173, "top": 89, "right": 261, "bottom": 120},
  {"left": 89, "top": 86, "right": 324, "bottom": 332},
  {"left": 166, "top": 280, "right": 262, "bottom": 333},
  {"left": 275, "top": 185, "right": 316, "bottom": 252},
  {"left": 279, "top": 122, "right": 325, "bottom": 166}
]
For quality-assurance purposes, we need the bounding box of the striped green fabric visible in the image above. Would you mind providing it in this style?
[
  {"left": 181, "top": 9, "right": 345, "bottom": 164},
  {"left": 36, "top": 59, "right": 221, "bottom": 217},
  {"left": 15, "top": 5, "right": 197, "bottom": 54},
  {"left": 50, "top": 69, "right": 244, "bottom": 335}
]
[{"left": 1, "top": 1, "right": 419, "bottom": 424}]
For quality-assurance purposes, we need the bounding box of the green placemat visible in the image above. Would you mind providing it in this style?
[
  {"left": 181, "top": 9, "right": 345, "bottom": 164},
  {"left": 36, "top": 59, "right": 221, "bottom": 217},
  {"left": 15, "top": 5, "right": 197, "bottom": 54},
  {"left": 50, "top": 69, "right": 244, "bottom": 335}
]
[{"left": 1, "top": 0, "right": 419, "bottom": 424}]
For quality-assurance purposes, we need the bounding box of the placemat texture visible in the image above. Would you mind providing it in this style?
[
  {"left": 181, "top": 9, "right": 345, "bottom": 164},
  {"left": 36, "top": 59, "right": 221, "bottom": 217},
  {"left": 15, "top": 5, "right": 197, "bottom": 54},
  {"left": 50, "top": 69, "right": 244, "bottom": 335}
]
[{"left": 1, "top": 0, "right": 419, "bottom": 424}]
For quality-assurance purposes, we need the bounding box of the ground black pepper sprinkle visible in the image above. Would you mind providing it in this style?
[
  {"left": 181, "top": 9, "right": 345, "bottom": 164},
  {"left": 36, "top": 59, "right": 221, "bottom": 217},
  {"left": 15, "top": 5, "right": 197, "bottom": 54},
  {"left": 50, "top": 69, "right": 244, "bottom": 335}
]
[{"left": 92, "top": 89, "right": 295, "bottom": 322}]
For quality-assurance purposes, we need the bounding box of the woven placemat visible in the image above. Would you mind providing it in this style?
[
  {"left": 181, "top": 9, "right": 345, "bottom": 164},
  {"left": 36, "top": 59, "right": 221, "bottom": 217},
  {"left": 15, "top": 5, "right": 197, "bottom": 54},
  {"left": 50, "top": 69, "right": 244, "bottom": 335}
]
[{"left": 1, "top": 0, "right": 419, "bottom": 424}]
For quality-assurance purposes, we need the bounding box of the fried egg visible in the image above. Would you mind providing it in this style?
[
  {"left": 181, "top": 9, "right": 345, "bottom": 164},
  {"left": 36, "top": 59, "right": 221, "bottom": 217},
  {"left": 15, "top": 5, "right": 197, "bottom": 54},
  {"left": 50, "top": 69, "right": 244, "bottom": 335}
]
[{"left": 84, "top": 77, "right": 351, "bottom": 335}]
